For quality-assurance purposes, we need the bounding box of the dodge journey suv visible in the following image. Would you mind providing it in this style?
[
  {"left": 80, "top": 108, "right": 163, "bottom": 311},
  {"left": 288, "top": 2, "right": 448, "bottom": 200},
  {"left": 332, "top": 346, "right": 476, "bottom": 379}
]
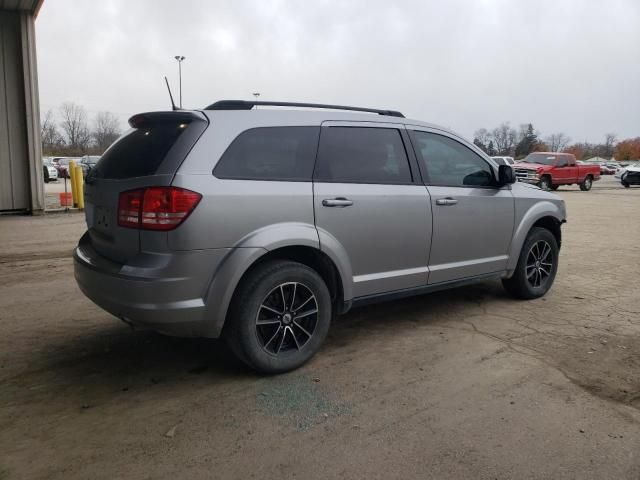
[{"left": 75, "top": 100, "right": 566, "bottom": 373}]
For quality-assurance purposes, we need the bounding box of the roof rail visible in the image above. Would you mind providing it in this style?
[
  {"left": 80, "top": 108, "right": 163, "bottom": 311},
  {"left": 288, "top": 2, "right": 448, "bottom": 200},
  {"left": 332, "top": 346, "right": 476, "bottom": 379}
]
[{"left": 204, "top": 100, "right": 405, "bottom": 118}]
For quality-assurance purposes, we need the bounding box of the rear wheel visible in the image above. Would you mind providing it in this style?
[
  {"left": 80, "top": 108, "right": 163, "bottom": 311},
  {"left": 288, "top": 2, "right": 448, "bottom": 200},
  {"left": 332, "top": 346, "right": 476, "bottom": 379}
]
[
  {"left": 502, "top": 227, "right": 559, "bottom": 300},
  {"left": 538, "top": 176, "right": 551, "bottom": 191},
  {"left": 579, "top": 175, "right": 593, "bottom": 191},
  {"left": 225, "top": 260, "right": 332, "bottom": 374}
]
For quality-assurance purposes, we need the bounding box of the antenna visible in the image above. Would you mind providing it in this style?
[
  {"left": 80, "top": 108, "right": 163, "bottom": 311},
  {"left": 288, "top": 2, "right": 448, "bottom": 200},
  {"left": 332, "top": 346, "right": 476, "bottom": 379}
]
[{"left": 164, "top": 76, "right": 177, "bottom": 111}]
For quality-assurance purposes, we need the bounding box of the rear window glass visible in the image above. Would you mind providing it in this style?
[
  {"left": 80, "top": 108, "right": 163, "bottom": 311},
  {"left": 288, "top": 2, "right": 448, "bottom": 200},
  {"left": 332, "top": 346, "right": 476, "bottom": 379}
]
[
  {"left": 314, "top": 127, "right": 412, "bottom": 184},
  {"left": 93, "top": 123, "right": 188, "bottom": 179},
  {"left": 214, "top": 127, "right": 320, "bottom": 181}
]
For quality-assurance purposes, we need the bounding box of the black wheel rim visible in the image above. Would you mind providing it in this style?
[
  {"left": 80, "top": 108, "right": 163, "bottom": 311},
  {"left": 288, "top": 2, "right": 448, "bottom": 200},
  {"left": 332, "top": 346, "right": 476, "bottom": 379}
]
[
  {"left": 526, "top": 240, "right": 553, "bottom": 288},
  {"left": 255, "top": 282, "right": 318, "bottom": 355}
]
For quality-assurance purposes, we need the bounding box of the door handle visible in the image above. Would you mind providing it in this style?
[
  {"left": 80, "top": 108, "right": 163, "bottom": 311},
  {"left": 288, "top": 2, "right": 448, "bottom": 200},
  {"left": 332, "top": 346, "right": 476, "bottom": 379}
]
[
  {"left": 436, "top": 197, "right": 458, "bottom": 206},
  {"left": 322, "top": 197, "right": 354, "bottom": 208}
]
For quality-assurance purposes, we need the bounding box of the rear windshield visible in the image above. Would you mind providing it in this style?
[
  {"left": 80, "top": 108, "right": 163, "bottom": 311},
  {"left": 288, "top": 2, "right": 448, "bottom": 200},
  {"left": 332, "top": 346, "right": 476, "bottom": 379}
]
[{"left": 92, "top": 123, "right": 188, "bottom": 179}]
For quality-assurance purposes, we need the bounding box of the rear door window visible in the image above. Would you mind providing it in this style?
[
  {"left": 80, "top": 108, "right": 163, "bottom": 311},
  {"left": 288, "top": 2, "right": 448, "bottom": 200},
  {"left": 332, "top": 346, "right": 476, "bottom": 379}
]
[
  {"left": 93, "top": 123, "right": 188, "bottom": 179},
  {"left": 213, "top": 127, "right": 320, "bottom": 181},
  {"left": 314, "top": 127, "right": 412, "bottom": 184}
]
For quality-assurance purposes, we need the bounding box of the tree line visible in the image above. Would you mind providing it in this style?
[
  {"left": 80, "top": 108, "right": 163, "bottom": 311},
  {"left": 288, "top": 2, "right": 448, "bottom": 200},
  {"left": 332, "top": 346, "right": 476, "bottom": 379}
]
[
  {"left": 41, "top": 102, "right": 122, "bottom": 156},
  {"left": 472, "top": 122, "right": 640, "bottom": 161}
]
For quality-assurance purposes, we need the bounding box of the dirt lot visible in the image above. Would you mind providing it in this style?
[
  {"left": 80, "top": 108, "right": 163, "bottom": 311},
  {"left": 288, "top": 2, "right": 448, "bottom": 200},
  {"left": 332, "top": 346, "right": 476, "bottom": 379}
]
[{"left": 1, "top": 184, "right": 639, "bottom": 479}]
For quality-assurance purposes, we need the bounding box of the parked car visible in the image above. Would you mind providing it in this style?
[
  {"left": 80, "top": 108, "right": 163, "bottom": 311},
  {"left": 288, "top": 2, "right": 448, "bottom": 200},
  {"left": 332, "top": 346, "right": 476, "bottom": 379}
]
[
  {"left": 491, "top": 156, "right": 515, "bottom": 166},
  {"left": 615, "top": 161, "right": 639, "bottom": 179},
  {"left": 80, "top": 155, "right": 100, "bottom": 176},
  {"left": 42, "top": 158, "right": 58, "bottom": 183},
  {"left": 55, "top": 157, "right": 81, "bottom": 178},
  {"left": 74, "top": 100, "right": 566, "bottom": 373},
  {"left": 600, "top": 163, "right": 617, "bottom": 175},
  {"left": 513, "top": 152, "right": 600, "bottom": 191},
  {"left": 621, "top": 163, "right": 640, "bottom": 188}
]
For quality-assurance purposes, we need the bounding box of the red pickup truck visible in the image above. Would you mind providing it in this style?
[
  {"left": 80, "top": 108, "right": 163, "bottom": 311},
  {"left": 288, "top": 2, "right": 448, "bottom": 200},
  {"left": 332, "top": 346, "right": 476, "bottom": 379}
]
[{"left": 513, "top": 152, "right": 600, "bottom": 191}]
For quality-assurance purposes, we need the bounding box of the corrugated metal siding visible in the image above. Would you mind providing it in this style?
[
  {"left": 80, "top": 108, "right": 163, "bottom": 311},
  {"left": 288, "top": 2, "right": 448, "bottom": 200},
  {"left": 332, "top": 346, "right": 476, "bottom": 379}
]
[{"left": 0, "top": 10, "right": 30, "bottom": 211}]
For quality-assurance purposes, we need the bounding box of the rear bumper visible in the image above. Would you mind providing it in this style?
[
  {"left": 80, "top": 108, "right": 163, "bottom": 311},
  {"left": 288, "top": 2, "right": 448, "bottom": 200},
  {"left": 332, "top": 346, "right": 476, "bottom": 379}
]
[{"left": 73, "top": 232, "right": 230, "bottom": 337}]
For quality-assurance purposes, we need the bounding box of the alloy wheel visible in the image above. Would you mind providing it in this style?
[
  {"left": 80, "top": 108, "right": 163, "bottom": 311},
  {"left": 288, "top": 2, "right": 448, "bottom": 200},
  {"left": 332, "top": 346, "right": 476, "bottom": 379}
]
[
  {"left": 526, "top": 240, "right": 553, "bottom": 288},
  {"left": 255, "top": 282, "right": 319, "bottom": 355}
]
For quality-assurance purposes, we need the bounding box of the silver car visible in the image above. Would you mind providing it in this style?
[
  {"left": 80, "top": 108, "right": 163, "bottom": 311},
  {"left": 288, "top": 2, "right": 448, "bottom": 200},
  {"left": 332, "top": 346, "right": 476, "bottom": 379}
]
[{"left": 74, "top": 101, "right": 566, "bottom": 373}]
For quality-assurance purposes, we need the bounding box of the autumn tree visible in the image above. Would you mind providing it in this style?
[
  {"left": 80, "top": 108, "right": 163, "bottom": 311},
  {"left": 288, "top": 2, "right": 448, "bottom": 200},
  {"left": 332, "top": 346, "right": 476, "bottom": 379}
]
[
  {"left": 614, "top": 137, "right": 640, "bottom": 161},
  {"left": 92, "top": 111, "right": 121, "bottom": 151},
  {"left": 59, "top": 102, "right": 91, "bottom": 153},
  {"left": 563, "top": 144, "right": 585, "bottom": 160}
]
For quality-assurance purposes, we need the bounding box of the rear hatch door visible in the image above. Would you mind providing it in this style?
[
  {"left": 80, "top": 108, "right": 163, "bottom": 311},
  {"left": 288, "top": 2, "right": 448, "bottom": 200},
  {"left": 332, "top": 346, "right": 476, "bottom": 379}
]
[{"left": 84, "top": 111, "right": 208, "bottom": 263}]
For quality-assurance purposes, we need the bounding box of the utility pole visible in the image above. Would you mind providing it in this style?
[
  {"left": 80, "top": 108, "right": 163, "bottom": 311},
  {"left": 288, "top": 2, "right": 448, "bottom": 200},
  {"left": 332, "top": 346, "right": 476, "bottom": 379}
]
[{"left": 174, "top": 56, "right": 186, "bottom": 108}]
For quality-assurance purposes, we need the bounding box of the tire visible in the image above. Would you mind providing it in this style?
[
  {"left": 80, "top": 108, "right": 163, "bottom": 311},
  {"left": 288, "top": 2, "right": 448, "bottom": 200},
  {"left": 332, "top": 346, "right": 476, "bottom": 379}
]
[
  {"left": 502, "top": 227, "right": 559, "bottom": 300},
  {"left": 538, "top": 176, "right": 551, "bottom": 191},
  {"left": 225, "top": 260, "right": 332, "bottom": 374},
  {"left": 622, "top": 182, "right": 630, "bottom": 188},
  {"left": 550, "top": 185, "right": 559, "bottom": 191},
  {"left": 43, "top": 166, "right": 50, "bottom": 183},
  {"left": 579, "top": 175, "right": 593, "bottom": 191}
]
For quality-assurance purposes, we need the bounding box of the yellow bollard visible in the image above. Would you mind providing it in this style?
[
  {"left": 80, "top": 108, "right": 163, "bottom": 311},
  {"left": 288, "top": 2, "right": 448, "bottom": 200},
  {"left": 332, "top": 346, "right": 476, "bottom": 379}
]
[
  {"left": 75, "top": 165, "right": 85, "bottom": 210},
  {"left": 69, "top": 160, "right": 78, "bottom": 207}
]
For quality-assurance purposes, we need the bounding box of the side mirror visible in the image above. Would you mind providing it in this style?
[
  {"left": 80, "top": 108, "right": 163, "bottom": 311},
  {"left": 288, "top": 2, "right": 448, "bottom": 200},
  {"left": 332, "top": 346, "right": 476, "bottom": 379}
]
[{"left": 498, "top": 164, "right": 516, "bottom": 185}]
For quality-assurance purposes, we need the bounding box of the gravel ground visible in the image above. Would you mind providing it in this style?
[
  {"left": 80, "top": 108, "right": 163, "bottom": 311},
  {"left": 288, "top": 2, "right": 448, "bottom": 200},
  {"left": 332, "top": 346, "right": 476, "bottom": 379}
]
[{"left": 1, "top": 185, "right": 639, "bottom": 479}]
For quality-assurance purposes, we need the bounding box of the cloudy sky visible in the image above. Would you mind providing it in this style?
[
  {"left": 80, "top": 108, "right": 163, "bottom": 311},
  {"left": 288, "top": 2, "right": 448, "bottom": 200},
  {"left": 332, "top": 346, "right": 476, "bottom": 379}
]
[{"left": 36, "top": 0, "right": 639, "bottom": 143}]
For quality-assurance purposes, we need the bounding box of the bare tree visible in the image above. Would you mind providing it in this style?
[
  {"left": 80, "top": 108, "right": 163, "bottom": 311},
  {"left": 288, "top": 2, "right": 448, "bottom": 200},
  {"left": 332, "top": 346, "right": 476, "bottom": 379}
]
[
  {"left": 603, "top": 133, "right": 617, "bottom": 158},
  {"left": 93, "top": 111, "right": 121, "bottom": 152},
  {"left": 545, "top": 133, "right": 571, "bottom": 152},
  {"left": 59, "top": 102, "right": 91, "bottom": 152},
  {"left": 41, "top": 109, "right": 64, "bottom": 153},
  {"left": 492, "top": 122, "right": 517, "bottom": 156},
  {"left": 473, "top": 128, "right": 490, "bottom": 146}
]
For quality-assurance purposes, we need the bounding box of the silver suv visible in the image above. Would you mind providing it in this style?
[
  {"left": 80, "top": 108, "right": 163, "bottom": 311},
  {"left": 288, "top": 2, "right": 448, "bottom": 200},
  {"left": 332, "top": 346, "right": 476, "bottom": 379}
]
[{"left": 75, "top": 101, "right": 566, "bottom": 373}]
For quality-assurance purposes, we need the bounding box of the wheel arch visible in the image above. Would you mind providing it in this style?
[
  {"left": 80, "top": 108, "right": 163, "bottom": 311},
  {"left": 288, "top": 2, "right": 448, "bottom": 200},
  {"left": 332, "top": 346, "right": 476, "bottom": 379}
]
[
  {"left": 506, "top": 203, "right": 565, "bottom": 274},
  {"left": 200, "top": 223, "right": 351, "bottom": 338}
]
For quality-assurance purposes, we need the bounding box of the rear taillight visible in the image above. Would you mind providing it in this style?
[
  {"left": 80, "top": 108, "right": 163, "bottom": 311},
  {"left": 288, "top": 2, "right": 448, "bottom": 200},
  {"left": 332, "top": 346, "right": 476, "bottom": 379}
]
[{"left": 118, "top": 187, "right": 201, "bottom": 231}]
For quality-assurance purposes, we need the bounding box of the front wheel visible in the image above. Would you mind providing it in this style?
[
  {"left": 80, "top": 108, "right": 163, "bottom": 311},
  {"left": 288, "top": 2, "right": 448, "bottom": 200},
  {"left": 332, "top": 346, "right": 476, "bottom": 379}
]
[
  {"left": 579, "top": 175, "right": 593, "bottom": 191},
  {"left": 502, "top": 227, "right": 559, "bottom": 300},
  {"left": 225, "top": 260, "right": 332, "bottom": 374},
  {"left": 538, "top": 176, "right": 551, "bottom": 191}
]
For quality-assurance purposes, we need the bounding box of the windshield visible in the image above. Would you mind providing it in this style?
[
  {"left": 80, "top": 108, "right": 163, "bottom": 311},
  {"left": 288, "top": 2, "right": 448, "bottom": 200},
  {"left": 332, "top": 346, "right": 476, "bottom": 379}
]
[
  {"left": 524, "top": 153, "right": 557, "bottom": 165},
  {"left": 492, "top": 157, "right": 507, "bottom": 165}
]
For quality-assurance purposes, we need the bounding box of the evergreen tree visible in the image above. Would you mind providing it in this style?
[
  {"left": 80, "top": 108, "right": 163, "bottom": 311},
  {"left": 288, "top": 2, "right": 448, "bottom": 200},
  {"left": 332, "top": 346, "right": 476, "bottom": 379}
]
[
  {"left": 515, "top": 123, "right": 539, "bottom": 157},
  {"left": 473, "top": 137, "right": 487, "bottom": 153},
  {"left": 487, "top": 140, "right": 497, "bottom": 156}
]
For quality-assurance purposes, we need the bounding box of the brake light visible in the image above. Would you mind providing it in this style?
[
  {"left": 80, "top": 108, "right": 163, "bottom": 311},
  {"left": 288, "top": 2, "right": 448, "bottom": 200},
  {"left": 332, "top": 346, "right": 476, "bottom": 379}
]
[{"left": 118, "top": 187, "right": 201, "bottom": 230}]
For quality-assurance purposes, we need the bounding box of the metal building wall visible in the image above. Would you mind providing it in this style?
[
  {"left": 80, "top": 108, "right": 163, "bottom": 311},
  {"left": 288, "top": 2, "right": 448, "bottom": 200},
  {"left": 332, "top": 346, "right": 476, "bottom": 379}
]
[{"left": 0, "top": 9, "right": 43, "bottom": 213}]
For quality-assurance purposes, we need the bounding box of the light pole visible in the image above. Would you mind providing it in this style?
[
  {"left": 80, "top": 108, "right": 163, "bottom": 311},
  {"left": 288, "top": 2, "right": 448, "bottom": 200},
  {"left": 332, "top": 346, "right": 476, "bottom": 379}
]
[
  {"left": 252, "top": 92, "right": 260, "bottom": 110},
  {"left": 174, "top": 55, "right": 186, "bottom": 108}
]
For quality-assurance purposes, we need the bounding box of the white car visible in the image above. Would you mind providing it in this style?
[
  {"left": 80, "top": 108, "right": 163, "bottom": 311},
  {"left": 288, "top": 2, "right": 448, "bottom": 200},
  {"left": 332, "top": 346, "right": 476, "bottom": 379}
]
[
  {"left": 492, "top": 156, "right": 515, "bottom": 166},
  {"left": 615, "top": 162, "right": 640, "bottom": 179},
  {"left": 43, "top": 159, "right": 58, "bottom": 183}
]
